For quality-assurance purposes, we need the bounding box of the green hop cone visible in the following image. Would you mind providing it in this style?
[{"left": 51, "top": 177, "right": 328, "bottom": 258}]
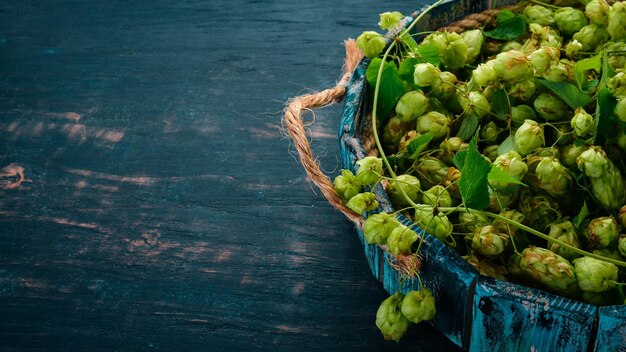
[
  {"left": 608, "top": 1, "right": 626, "bottom": 41},
  {"left": 543, "top": 60, "right": 571, "bottom": 83},
  {"left": 383, "top": 116, "right": 410, "bottom": 152},
  {"left": 554, "top": 7, "right": 587, "bottom": 35},
  {"left": 422, "top": 185, "right": 453, "bottom": 207},
  {"left": 356, "top": 31, "right": 386, "bottom": 58},
  {"left": 430, "top": 31, "right": 468, "bottom": 70},
  {"left": 518, "top": 190, "right": 561, "bottom": 231},
  {"left": 618, "top": 235, "right": 626, "bottom": 257},
  {"left": 501, "top": 41, "right": 522, "bottom": 52},
  {"left": 414, "top": 62, "right": 440, "bottom": 87},
  {"left": 547, "top": 220, "right": 583, "bottom": 261},
  {"left": 378, "top": 11, "right": 404, "bottom": 30},
  {"left": 387, "top": 225, "right": 419, "bottom": 256},
  {"left": 531, "top": 156, "right": 572, "bottom": 197},
  {"left": 515, "top": 120, "right": 544, "bottom": 156},
  {"left": 491, "top": 151, "right": 528, "bottom": 192},
  {"left": 430, "top": 71, "right": 458, "bottom": 101},
  {"left": 387, "top": 174, "right": 421, "bottom": 206},
  {"left": 334, "top": 169, "right": 362, "bottom": 202},
  {"left": 414, "top": 204, "right": 453, "bottom": 243},
  {"left": 458, "top": 211, "right": 491, "bottom": 233},
  {"left": 376, "top": 292, "right": 410, "bottom": 342},
  {"left": 560, "top": 144, "right": 586, "bottom": 169},
  {"left": 416, "top": 111, "right": 450, "bottom": 140},
  {"left": 356, "top": 156, "right": 383, "bottom": 185},
  {"left": 346, "top": 192, "right": 379, "bottom": 215},
  {"left": 570, "top": 107, "right": 594, "bottom": 137},
  {"left": 487, "top": 188, "right": 517, "bottom": 212},
  {"left": 511, "top": 105, "right": 537, "bottom": 126},
  {"left": 565, "top": 40, "right": 583, "bottom": 58},
  {"left": 577, "top": 146, "right": 609, "bottom": 178},
  {"left": 468, "top": 225, "right": 508, "bottom": 257},
  {"left": 416, "top": 157, "right": 448, "bottom": 188},
  {"left": 395, "top": 90, "right": 429, "bottom": 122},
  {"left": 573, "top": 24, "right": 609, "bottom": 52},
  {"left": 590, "top": 168, "right": 625, "bottom": 210},
  {"left": 473, "top": 61, "right": 498, "bottom": 87},
  {"left": 586, "top": 216, "right": 619, "bottom": 248},
  {"left": 508, "top": 79, "right": 537, "bottom": 102},
  {"left": 401, "top": 289, "right": 436, "bottom": 324},
  {"left": 534, "top": 93, "right": 567, "bottom": 121},
  {"left": 492, "top": 209, "right": 525, "bottom": 238},
  {"left": 586, "top": 0, "right": 610, "bottom": 26},
  {"left": 493, "top": 50, "right": 533, "bottom": 83},
  {"left": 459, "top": 91, "right": 491, "bottom": 120},
  {"left": 461, "top": 29, "right": 483, "bottom": 64},
  {"left": 519, "top": 247, "right": 578, "bottom": 293},
  {"left": 524, "top": 5, "right": 555, "bottom": 26},
  {"left": 577, "top": 146, "right": 626, "bottom": 209},
  {"left": 607, "top": 72, "right": 626, "bottom": 99},
  {"left": 573, "top": 256, "right": 618, "bottom": 293},
  {"left": 363, "top": 212, "right": 400, "bottom": 245},
  {"left": 480, "top": 121, "right": 499, "bottom": 145},
  {"left": 614, "top": 98, "right": 626, "bottom": 123},
  {"left": 528, "top": 46, "right": 559, "bottom": 75}
]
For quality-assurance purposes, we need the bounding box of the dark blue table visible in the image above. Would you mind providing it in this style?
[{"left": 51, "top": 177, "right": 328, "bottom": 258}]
[{"left": 0, "top": 1, "right": 460, "bottom": 350}]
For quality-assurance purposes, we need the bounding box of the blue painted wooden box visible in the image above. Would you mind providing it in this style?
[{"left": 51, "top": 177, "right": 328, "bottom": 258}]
[{"left": 338, "top": 0, "right": 626, "bottom": 350}]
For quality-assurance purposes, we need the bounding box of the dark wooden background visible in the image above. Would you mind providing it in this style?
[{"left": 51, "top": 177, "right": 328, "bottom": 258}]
[{"left": 0, "top": 1, "right": 460, "bottom": 350}]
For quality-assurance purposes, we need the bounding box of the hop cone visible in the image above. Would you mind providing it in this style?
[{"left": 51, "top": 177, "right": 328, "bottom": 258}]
[
  {"left": 573, "top": 256, "right": 618, "bottom": 293},
  {"left": 363, "top": 212, "right": 400, "bottom": 245},
  {"left": 547, "top": 220, "right": 582, "bottom": 261},
  {"left": 376, "top": 292, "right": 409, "bottom": 342},
  {"left": 400, "top": 289, "right": 436, "bottom": 324},
  {"left": 586, "top": 216, "right": 619, "bottom": 248},
  {"left": 468, "top": 225, "right": 509, "bottom": 257},
  {"left": 519, "top": 247, "right": 578, "bottom": 293}
]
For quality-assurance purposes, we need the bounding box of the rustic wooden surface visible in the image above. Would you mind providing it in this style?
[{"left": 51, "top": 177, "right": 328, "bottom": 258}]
[{"left": 0, "top": 1, "right": 460, "bottom": 350}]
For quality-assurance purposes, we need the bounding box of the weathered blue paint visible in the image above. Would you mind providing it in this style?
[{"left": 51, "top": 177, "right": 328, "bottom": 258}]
[
  {"left": 470, "top": 277, "right": 597, "bottom": 352},
  {"left": 594, "top": 306, "right": 626, "bottom": 352},
  {"left": 338, "top": 0, "right": 626, "bottom": 350}
]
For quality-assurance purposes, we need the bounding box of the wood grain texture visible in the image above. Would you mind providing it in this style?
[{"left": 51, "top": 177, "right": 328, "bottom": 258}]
[{"left": 0, "top": 0, "right": 459, "bottom": 351}]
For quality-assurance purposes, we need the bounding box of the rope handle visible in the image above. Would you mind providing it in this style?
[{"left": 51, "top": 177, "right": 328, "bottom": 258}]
[{"left": 283, "top": 39, "right": 363, "bottom": 224}]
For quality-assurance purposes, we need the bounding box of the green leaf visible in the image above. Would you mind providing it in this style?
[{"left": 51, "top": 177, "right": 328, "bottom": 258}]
[
  {"left": 594, "top": 52, "right": 619, "bottom": 144},
  {"left": 459, "top": 135, "right": 492, "bottom": 210},
  {"left": 483, "top": 10, "right": 527, "bottom": 41},
  {"left": 574, "top": 53, "right": 601, "bottom": 91},
  {"left": 453, "top": 149, "right": 467, "bottom": 171},
  {"left": 407, "top": 132, "right": 434, "bottom": 159},
  {"left": 415, "top": 43, "right": 441, "bottom": 66},
  {"left": 594, "top": 87, "right": 619, "bottom": 144},
  {"left": 457, "top": 112, "right": 479, "bottom": 141},
  {"left": 488, "top": 165, "right": 525, "bottom": 186},
  {"left": 398, "top": 57, "right": 418, "bottom": 87},
  {"left": 572, "top": 201, "right": 589, "bottom": 229},
  {"left": 583, "top": 79, "right": 599, "bottom": 93},
  {"left": 366, "top": 58, "right": 406, "bottom": 122},
  {"left": 537, "top": 79, "right": 592, "bottom": 109},
  {"left": 491, "top": 89, "right": 510, "bottom": 120},
  {"left": 497, "top": 135, "right": 516, "bottom": 155}
]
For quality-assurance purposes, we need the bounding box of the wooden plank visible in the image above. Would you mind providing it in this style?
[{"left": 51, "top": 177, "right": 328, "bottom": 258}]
[{"left": 470, "top": 277, "right": 597, "bottom": 352}]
